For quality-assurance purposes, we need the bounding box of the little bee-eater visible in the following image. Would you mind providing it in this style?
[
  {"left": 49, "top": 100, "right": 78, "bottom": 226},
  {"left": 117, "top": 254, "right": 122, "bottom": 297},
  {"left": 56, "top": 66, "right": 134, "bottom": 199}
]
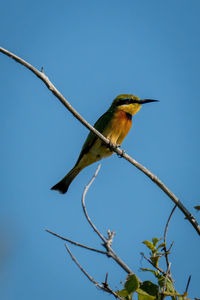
[{"left": 51, "top": 94, "right": 158, "bottom": 194}]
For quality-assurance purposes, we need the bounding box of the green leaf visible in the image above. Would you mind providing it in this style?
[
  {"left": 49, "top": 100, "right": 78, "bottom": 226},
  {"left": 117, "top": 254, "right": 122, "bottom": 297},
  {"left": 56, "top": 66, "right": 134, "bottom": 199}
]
[
  {"left": 158, "top": 276, "right": 175, "bottom": 294},
  {"left": 117, "top": 289, "right": 129, "bottom": 298},
  {"left": 140, "top": 268, "right": 159, "bottom": 278},
  {"left": 142, "top": 241, "right": 155, "bottom": 252},
  {"left": 156, "top": 243, "right": 165, "bottom": 251},
  {"left": 140, "top": 281, "right": 159, "bottom": 297},
  {"left": 178, "top": 296, "right": 191, "bottom": 300},
  {"left": 152, "top": 238, "right": 161, "bottom": 247},
  {"left": 137, "top": 289, "right": 155, "bottom": 300},
  {"left": 166, "top": 278, "right": 175, "bottom": 294},
  {"left": 125, "top": 274, "right": 140, "bottom": 294},
  {"left": 150, "top": 255, "right": 160, "bottom": 268},
  {"left": 138, "top": 294, "right": 154, "bottom": 300}
]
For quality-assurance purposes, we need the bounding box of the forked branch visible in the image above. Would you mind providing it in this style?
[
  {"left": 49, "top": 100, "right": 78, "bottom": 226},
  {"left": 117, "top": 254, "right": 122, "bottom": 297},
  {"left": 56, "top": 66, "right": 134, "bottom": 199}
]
[
  {"left": 163, "top": 205, "right": 177, "bottom": 271},
  {"left": 81, "top": 164, "right": 133, "bottom": 274},
  {"left": 46, "top": 165, "right": 133, "bottom": 274},
  {"left": 47, "top": 165, "right": 133, "bottom": 299},
  {"left": 46, "top": 228, "right": 107, "bottom": 255},
  {"left": 65, "top": 244, "right": 124, "bottom": 300}
]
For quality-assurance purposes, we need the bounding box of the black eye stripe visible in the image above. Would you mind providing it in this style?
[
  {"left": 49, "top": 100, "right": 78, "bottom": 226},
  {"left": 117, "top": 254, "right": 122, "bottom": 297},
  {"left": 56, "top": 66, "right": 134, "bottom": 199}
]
[
  {"left": 116, "top": 98, "right": 137, "bottom": 106},
  {"left": 116, "top": 99, "right": 131, "bottom": 106}
]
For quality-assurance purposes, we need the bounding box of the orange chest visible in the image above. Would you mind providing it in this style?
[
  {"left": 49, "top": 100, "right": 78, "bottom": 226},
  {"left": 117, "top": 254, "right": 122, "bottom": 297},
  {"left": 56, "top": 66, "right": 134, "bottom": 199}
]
[
  {"left": 103, "top": 110, "right": 132, "bottom": 145},
  {"left": 111, "top": 110, "right": 132, "bottom": 132}
]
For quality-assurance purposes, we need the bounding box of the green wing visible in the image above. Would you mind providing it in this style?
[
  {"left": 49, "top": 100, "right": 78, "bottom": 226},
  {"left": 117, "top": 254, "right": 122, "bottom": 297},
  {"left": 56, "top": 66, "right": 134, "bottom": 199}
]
[{"left": 75, "top": 109, "right": 113, "bottom": 165}]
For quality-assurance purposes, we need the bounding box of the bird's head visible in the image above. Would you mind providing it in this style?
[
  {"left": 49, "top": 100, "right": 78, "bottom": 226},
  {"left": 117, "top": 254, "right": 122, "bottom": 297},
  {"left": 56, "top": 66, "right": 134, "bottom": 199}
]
[{"left": 112, "top": 94, "right": 158, "bottom": 116}]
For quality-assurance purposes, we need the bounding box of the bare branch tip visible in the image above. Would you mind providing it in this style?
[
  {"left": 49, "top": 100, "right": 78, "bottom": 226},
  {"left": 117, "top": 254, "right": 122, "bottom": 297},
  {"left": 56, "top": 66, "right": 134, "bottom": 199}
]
[
  {"left": 102, "top": 272, "right": 109, "bottom": 288},
  {"left": 107, "top": 230, "right": 116, "bottom": 247},
  {"left": 185, "top": 275, "right": 192, "bottom": 294}
]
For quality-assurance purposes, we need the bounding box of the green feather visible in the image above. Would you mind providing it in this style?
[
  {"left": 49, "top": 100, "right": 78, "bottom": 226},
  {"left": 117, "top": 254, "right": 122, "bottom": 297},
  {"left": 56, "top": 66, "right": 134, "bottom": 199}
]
[{"left": 75, "top": 108, "right": 114, "bottom": 165}]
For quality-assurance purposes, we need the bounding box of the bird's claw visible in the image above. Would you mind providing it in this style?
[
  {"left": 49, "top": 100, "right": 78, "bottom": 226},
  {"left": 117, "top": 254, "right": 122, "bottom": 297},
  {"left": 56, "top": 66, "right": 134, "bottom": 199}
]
[
  {"left": 107, "top": 141, "right": 119, "bottom": 151},
  {"left": 107, "top": 141, "right": 125, "bottom": 158},
  {"left": 107, "top": 140, "right": 114, "bottom": 151}
]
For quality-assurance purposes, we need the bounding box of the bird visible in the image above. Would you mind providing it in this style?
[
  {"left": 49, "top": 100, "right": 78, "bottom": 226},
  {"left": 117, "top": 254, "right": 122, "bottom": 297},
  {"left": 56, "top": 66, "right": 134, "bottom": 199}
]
[{"left": 51, "top": 94, "right": 158, "bottom": 194}]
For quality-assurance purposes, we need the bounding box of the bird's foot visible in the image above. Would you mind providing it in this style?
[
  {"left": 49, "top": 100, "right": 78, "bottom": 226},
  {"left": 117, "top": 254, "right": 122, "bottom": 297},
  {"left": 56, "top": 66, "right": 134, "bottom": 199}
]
[
  {"left": 107, "top": 142, "right": 125, "bottom": 158},
  {"left": 107, "top": 140, "right": 114, "bottom": 151},
  {"left": 107, "top": 141, "right": 119, "bottom": 151}
]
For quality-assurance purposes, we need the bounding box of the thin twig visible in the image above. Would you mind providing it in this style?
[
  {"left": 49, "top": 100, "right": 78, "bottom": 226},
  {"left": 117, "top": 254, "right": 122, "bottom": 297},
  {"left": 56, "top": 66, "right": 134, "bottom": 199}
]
[
  {"left": 184, "top": 275, "right": 191, "bottom": 295},
  {"left": 65, "top": 243, "right": 103, "bottom": 287},
  {"left": 103, "top": 272, "right": 109, "bottom": 289},
  {"left": 164, "top": 205, "right": 177, "bottom": 244},
  {"left": 1, "top": 46, "right": 200, "bottom": 235},
  {"left": 163, "top": 205, "right": 177, "bottom": 271},
  {"left": 167, "top": 241, "right": 174, "bottom": 253},
  {"left": 81, "top": 164, "right": 106, "bottom": 244},
  {"left": 81, "top": 164, "right": 133, "bottom": 274},
  {"left": 140, "top": 252, "right": 166, "bottom": 275},
  {"left": 107, "top": 230, "right": 115, "bottom": 247},
  {"left": 65, "top": 244, "right": 124, "bottom": 300},
  {"left": 45, "top": 228, "right": 107, "bottom": 255}
]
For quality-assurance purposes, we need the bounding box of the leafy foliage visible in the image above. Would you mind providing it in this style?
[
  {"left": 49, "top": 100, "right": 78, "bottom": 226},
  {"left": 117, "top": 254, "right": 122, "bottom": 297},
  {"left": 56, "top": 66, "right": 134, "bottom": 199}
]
[
  {"left": 116, "top": 237, "right": 192, "bottom": 300},
  {"left": 142, "top": 238, "right": 165, "bottom": 268}
]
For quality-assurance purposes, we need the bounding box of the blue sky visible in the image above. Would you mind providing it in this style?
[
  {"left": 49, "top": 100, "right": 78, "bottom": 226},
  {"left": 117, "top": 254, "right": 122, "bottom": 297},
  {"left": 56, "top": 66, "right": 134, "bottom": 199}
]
[{"left": 0, "top": 0, "right": 200, "bottom": 299}]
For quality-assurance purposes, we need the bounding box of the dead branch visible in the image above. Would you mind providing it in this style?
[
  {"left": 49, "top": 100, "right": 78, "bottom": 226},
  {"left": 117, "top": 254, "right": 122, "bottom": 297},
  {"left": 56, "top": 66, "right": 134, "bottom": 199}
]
[
  {"left": 140, "top": 252, "right": 166, "bottom": 275},
  {"left": 46, "top": 165, "right": 133, "bottom": 275},
  {"left": 45, "top": 228, "right": 107, "bottom": 255},
  {"left": 184, "top": 275, "right": 191, "bottom": 296},
  {"left": 65, "top": 244, "right": 124, "bottom": 300},
  {"left": 81, "top": 164, "right": 133, "bottom": 274},
  {"left": 163, "top": 205, "right": 177, "bottom": 272},
  {"left": 81, "top": 164, "right": 106, "bottom": 243}
]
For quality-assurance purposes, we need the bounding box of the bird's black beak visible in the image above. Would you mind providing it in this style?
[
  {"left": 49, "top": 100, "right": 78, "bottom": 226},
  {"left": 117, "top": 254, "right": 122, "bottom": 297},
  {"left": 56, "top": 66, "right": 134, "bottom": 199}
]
[{"left": 139, "top": 99, "right": 159, "bottom": 104}]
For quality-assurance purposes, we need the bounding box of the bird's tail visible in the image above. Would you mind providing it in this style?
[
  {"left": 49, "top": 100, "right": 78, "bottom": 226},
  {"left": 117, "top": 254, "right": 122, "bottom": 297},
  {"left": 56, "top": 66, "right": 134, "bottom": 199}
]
[{"left": 51, "top": 166, "right": 81, "bottom": 194}]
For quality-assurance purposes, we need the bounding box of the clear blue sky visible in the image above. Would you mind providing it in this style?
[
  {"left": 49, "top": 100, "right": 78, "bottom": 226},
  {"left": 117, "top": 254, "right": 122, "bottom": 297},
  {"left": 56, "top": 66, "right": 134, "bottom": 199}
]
[{"left": 0, "top": 0, "right": 200, "bottom": 299}]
